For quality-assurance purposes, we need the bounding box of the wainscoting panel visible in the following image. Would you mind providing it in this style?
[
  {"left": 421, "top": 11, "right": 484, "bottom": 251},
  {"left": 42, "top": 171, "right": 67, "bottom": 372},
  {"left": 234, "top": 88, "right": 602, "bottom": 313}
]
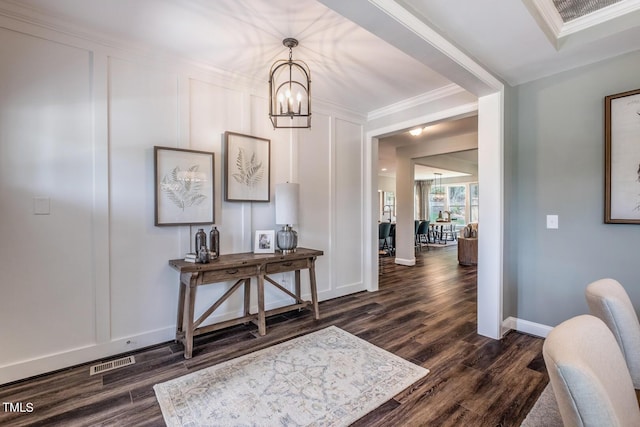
[
  {"left": 333, "top": 118, "right": 364, "bottom": 293},
  {"left": 297, "top": 112, "right": 333, "bottom": 298},
  {"left": 0, "top": 13, "right": 367, "bottom": 385},
  {"left": 108, "top": 56, "right": 182, "bottom": 340},
  {"left": 0, "top": 27, "right": 96, "bottom": 367}
]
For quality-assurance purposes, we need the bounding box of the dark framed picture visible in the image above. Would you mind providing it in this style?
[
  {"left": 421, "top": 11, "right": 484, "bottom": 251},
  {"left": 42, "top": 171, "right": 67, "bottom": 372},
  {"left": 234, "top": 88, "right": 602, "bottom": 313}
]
[
  {"left": 605, "top": 88, "right": 640, "bottom": 224},
  {"left": 254, "top": 230, "right": 275, "bottom": 254},
  {"left": 154, "top": 146, "right": 215, "bottom": 226},
  {"left": 224, "top": 132, "right": 270, "bottom": 202}
]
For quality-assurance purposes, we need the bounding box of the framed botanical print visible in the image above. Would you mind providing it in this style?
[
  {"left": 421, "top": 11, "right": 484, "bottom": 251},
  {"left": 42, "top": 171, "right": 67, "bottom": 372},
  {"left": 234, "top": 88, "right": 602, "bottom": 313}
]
[
  {"left": 605, "top": 88, "right": 640, "bottom": 223},
  {"left": 154, "top": 146, "right": 214, "bottom": 226},
  {"left": 224, "top": 132, "right": 270, "bottom": 202}
]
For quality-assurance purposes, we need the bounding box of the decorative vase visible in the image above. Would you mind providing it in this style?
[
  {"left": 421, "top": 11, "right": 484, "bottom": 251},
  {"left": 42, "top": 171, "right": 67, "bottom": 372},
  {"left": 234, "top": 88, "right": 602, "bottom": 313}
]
[
  {"left": 209, "top": 226, "right": 220, "bottom": 259},
  {"left": 195, "top": 228, "right": 209, "bottom": 263}
]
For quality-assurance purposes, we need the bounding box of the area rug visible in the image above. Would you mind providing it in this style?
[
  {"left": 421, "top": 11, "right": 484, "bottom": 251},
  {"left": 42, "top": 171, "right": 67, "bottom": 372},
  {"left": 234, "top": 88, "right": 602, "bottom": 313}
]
[
  {"left": 520, "top": 384, "right": 562, "bottom": 427},
  {"left": 421, "top": 239, "right": 457, "bottom": 249},
  {"left": 154, "top": 326, "right": 429, "bottom": 427}
]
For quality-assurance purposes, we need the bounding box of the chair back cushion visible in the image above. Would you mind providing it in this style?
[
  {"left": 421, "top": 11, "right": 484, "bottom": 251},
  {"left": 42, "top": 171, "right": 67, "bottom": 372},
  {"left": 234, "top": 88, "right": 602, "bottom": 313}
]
[
  {"left": 378, "top": 222, "right": 391, "bottom": 239},
  {"left": 585, "top": 278, "right": 640, "bottom": 388},
  {"left": 416, "top": 221, "right": 430, "bottom": 234},
  {"left": 543, "top": 315, "right": 640, "bottom": 427}
]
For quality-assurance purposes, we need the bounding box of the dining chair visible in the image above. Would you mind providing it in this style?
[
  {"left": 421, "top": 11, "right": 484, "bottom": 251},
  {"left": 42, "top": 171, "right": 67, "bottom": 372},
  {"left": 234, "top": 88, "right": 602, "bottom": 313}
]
[
  {"left": 543, "top": 314, "right": 640, "bottom": 426},
  {"left": 415, "top": 220, "right": 430, "bottom": 251},
  {"left": 585, "top": 278, "right": 640, "bottom": 389},
  {"left": 388, "top": 223, "right": 396, "bottom": 255},
  {"left": 378, "top": 222, "right": 392, "bottom": 256}
]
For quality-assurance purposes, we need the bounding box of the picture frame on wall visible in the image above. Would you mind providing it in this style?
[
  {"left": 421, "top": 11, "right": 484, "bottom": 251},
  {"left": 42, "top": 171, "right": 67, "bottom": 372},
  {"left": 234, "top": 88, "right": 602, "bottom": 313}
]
[
  {"left": 605, "top": 88, "right": 640, "bottom": 224},
  {"left": 224, "top": 131, "right": 270, "bottom": 202},
  {"left": 154, "top": 146, "right": 215, "bottom": 226},
  {"left": 254, "top": 230, "right": 275, "bottom": 254}
]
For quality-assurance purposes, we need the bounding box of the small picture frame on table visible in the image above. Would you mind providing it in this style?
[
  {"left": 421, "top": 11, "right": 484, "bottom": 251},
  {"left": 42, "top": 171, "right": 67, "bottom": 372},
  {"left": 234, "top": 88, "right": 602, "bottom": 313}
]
[{"left": 254, "top": 230, "right": 275, "bottom": 254}]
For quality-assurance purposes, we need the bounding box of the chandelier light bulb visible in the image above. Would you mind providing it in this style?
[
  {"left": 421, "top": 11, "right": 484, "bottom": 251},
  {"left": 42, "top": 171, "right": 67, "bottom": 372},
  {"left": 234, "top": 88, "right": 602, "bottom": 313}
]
[{"left": 278, "top": 93, "right": 284, "bottom": 114}]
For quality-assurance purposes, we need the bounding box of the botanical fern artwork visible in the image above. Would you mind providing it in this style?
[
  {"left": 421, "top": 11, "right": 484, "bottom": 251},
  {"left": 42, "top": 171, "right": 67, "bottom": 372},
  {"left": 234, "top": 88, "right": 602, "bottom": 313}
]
[
  {"left": 161, "top": 165, "right": 207, "bottom": 211},
  {"left": 232, "top": 148, "right": 264, "bottom": 188},
  {"left": 224, "top": 132, "right": 270, "bottom": 202}
]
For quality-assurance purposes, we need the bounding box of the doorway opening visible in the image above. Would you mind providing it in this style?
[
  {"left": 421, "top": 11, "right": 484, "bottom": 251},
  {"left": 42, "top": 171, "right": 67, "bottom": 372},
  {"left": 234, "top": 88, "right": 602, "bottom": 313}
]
[{"left": 365, "top": 92, "right": 504, "bottom": 339}]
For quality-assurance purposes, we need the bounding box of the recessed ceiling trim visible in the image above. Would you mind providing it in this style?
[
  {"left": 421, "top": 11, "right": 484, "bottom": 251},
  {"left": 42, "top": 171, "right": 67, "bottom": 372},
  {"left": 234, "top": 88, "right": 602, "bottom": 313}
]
[
  {"left": 559, "top": 0, "right": 640, "bottom": 36},
  {"left": 523, "top": 0, "right": 640, "bottom": 49},
  {"left": 530, "top": 0, "right": 565, "bottom": 37}
]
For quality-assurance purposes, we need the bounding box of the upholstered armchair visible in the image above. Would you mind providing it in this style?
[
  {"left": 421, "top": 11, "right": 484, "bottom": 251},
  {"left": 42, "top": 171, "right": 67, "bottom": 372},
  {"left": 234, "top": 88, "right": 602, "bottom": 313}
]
[
  {"left": 543, "top": 314, "right": 640, "bottom": 426},
  {"left": 585, "top": 278, "right": 640, "bottom": 389}
]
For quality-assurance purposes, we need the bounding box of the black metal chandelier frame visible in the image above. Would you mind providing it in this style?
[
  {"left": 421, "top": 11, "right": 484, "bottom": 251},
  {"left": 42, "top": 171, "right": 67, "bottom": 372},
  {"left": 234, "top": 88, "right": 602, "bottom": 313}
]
[{"left": 269, "top": 38, "right": 311, "bottom": 129}]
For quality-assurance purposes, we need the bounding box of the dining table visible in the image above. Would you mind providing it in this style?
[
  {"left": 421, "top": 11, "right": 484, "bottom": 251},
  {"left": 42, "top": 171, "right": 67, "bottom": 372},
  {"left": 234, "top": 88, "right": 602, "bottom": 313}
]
[{"left": 430, "top": 220, "right": 457, "bottom": 243}]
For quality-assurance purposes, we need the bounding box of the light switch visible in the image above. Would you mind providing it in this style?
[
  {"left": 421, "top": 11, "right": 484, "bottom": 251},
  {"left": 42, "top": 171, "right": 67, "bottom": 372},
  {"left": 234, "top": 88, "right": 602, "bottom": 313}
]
[
  {"left": 546, "top": 214, "right": 558, "bottom": 229},
  {"left": 33, "top": 197, "right": 50, "bottom": 215}
]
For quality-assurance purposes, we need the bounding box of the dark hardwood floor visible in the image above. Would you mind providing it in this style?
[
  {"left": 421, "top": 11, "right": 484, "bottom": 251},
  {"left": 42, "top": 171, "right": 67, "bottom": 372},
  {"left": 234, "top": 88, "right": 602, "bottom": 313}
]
[{"left": 0, "top": 245, "right": 548, "bottom": 426}]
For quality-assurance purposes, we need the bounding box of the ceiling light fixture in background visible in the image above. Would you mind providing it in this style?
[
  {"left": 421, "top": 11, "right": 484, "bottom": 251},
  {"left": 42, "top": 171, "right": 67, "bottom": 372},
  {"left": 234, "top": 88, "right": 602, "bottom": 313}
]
[
  {"left": 431, "top": 172, "right": 445, "bottom": 202},
  {"left": 269, "top": 38, "right": 311, "bottom": 129}
]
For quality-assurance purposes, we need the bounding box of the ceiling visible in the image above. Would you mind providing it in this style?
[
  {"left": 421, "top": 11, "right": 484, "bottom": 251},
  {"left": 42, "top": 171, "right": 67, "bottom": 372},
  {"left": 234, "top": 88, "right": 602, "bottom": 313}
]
[
  {"left": 398, "top": 0, "right": 640, "bottom": 86},
  {"left": 1, "top": 0, "right": 638, "bottom": 176},
  {"left": 2, "top": 0, "right": 638, "bottom": 113}
]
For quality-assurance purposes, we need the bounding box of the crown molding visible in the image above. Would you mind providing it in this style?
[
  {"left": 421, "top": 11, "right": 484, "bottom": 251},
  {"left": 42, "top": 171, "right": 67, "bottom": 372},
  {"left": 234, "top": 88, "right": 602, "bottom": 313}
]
[{"left": 367, "top": 84, "right": 465, "bottom": 121}]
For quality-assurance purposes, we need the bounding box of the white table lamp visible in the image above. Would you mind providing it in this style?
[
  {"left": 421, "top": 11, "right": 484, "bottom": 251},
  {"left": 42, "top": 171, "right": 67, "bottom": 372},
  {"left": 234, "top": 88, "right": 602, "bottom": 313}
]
[{"left": 275, "top": 183, "right": 299, "bottom": 253}]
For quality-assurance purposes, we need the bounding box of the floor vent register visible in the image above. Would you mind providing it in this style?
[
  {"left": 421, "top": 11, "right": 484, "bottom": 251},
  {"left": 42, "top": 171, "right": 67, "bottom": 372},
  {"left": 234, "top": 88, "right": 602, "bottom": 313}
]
[{"left": 89, "top": 355, "right": 136, "bottom": 376}]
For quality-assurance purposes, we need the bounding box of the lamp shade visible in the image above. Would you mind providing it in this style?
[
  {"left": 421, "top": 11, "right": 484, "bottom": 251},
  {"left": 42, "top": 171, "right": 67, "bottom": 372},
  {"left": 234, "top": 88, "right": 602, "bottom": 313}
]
[{"left": 275, "top": 183, "right": 299, "bottom": 225}]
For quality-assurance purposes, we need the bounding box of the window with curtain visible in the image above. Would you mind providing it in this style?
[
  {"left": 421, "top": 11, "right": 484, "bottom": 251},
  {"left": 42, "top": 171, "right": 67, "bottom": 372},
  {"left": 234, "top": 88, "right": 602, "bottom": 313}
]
[{"left": 414, "top": 180, "right": 430, "bottom": 220}]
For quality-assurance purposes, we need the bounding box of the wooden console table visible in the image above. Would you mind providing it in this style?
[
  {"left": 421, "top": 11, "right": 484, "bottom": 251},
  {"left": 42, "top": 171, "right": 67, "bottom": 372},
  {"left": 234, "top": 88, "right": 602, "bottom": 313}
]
[{"left": 169, "top": 247, "right": 323, "bottom": 359}]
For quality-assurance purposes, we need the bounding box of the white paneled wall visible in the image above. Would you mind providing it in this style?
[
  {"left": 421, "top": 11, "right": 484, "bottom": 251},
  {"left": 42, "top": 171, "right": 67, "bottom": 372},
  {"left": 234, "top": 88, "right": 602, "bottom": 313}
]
[
  {"left": 0, "top": 28, "right": 95, "bottom": 364},
  {"left": 0, "top": 20, "right": 366, "bottom": 384},
  {"left": 334, "top": 119, "right": 364, "bottom": 292},
  {"left": 109, "top": 57, "right": 182, "bottom": 340},
  {"left": 298, "top": 113, "right": 332, "bottom": 297}
]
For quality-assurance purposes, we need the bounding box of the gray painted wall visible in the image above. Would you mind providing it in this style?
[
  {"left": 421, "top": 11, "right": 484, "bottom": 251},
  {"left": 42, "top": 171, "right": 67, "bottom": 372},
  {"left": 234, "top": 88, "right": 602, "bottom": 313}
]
[{"left": 508, "top": 50, "right": 640, "bottom": 327}]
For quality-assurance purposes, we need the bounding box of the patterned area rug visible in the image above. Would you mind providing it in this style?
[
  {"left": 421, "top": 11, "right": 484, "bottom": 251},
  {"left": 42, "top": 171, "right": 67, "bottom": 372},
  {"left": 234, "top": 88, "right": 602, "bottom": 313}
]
[{"left": 154, "top": 326, "right": 429, "bottom": 427}]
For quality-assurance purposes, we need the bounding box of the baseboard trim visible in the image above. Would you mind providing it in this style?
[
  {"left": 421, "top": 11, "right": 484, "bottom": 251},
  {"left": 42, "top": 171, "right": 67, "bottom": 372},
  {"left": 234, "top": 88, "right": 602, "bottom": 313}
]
[
  {"left": 502, "top": 316, "right": 553, "bottom": 338},
  {"left": 394, "top": 257, "right": 416, "bottom": 266},
  {"left": 0, "top": 327, "right": 175, "bottom": 386}
]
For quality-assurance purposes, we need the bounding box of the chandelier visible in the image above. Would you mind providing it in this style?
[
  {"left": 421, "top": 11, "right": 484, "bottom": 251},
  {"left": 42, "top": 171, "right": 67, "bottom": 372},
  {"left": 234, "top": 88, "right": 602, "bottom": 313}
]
[
  {"left": 431, "top": 172, "right": 445, "bottom": 202},
  {"left": 269, "top": 38, "right": 311, "bottom": 129}
]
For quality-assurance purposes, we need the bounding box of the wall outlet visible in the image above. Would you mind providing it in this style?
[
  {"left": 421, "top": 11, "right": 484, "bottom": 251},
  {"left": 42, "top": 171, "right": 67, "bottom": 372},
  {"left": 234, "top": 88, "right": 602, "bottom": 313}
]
[{"left": 546, "top": 215, "right": 558, "bottom": 229}]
